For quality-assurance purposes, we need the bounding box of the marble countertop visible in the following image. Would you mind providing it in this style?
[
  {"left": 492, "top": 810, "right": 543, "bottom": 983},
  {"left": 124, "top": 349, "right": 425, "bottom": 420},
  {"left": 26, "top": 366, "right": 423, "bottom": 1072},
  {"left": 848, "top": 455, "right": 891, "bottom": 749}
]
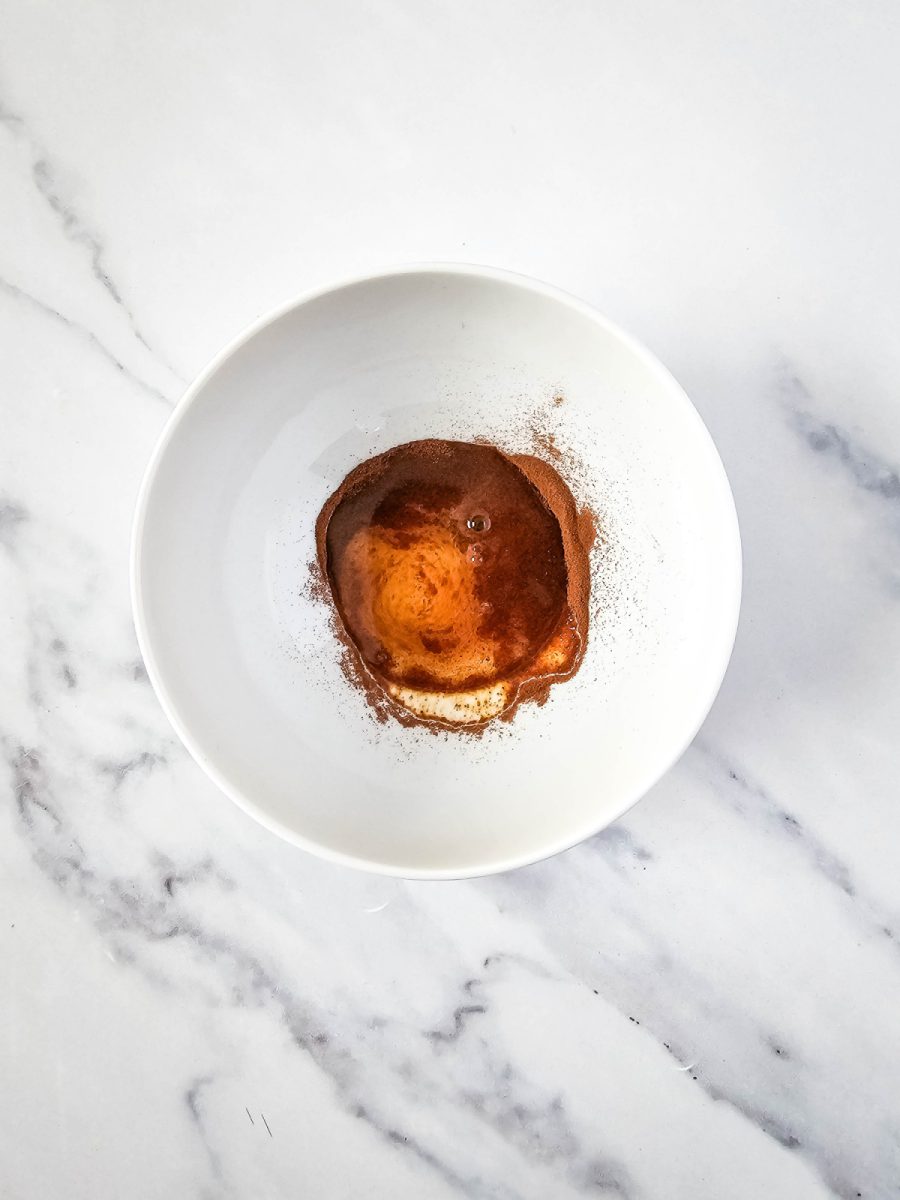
[{"left": 3, "top": 2, "right": 900, "bottom": 1197}]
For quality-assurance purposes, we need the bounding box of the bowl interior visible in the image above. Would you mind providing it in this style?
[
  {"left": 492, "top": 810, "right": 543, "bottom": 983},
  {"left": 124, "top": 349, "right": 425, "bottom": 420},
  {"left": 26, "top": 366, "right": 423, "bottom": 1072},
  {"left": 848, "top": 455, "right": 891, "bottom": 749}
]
[{"left": 134, "top": 268, "right": 740, "bottom": 877}]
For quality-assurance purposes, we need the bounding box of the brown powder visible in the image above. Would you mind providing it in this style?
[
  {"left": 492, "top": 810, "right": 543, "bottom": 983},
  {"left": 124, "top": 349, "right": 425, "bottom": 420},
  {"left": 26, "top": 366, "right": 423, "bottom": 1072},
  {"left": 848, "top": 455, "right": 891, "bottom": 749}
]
[{"left": 530, "top": 429, "right": 563, "bottom": 463}]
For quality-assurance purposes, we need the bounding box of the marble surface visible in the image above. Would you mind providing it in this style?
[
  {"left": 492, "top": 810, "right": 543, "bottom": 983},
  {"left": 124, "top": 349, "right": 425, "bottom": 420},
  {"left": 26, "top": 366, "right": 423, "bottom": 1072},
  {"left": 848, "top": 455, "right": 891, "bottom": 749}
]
[{"left": 3, "top": 1, "right": 900, "bottom": 1196}]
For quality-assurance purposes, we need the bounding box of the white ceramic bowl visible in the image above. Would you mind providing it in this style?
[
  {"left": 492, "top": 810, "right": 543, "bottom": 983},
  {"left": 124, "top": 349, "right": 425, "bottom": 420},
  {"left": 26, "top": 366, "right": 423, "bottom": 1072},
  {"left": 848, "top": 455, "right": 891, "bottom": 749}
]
[{"left": 132, "top": 265, "right": 741, "bottom": 879}]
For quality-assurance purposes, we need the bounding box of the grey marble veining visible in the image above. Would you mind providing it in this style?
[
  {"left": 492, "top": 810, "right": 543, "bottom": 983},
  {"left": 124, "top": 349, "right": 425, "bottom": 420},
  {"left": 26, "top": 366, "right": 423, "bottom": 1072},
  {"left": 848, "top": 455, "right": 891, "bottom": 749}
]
[{"left": 3, "top": 2, "right": 900, "bottom": 1198}]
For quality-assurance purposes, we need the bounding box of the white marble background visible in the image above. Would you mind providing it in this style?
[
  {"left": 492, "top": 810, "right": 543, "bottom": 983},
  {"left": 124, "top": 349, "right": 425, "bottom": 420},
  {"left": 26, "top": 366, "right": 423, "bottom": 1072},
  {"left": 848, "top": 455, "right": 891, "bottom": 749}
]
[{"left": 3, "top": 1, "right": 900, "bottom": 1197}]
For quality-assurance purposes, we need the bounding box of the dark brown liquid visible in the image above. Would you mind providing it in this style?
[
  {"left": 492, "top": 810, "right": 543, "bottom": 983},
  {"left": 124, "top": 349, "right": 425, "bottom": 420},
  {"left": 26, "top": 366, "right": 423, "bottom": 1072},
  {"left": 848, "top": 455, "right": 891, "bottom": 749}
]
[
  {"left": 316, "top": 438, "right": 592, "bottom": 728},
  {"left": 323, "top": 440, "right": 570, "bottom": 693}
]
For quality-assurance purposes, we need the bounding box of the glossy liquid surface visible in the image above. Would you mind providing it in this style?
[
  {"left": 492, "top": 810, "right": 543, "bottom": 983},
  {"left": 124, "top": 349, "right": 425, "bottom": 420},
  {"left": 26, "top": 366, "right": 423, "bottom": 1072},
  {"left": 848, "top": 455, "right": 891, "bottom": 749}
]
[{"left": 320, "top": 439, "right": 582, "bottom": 725}]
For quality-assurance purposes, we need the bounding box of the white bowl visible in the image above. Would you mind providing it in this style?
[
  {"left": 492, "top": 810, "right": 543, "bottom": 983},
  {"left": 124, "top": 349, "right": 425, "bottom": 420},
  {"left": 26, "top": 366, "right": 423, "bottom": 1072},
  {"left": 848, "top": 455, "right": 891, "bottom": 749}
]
[{"left": 132, "top": 265, "right": 741, "bottom": 879}]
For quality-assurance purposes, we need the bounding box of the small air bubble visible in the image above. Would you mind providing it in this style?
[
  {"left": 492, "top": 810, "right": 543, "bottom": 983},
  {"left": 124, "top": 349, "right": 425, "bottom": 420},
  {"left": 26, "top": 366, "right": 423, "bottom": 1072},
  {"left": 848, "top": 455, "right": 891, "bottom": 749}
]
[
  {"left": 467, "top": 544, "right": 484, "bottom": 565},
  {"left": 466, "top": 514, "right": 491, "bottom": 533}
]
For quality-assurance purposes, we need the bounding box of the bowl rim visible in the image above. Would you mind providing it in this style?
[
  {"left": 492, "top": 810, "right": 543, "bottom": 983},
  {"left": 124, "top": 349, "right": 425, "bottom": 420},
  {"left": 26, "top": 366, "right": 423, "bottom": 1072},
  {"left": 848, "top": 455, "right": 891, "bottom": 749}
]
[{"left": 131, "top": 262, "right": 743, "bottom": 880}]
